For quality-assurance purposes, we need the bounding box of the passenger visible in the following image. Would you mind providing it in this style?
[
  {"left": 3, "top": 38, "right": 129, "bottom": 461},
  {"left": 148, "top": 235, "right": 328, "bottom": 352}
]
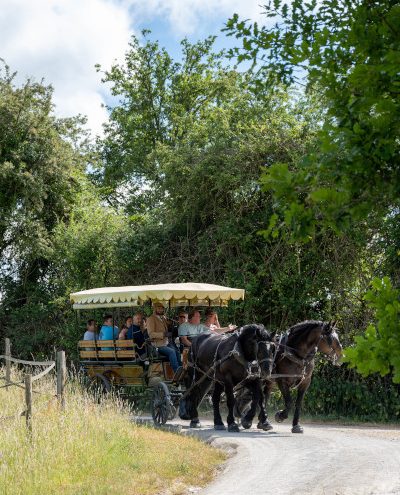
[
  {"left": 146, "top": 303, "right": 182, "bottom": 372},
  {"left": 119, "top": 317, "right": 132, "bottom": 339},
  {"left": 178, "top": 311, "right": 188, "bottom": 325},
  {"left": 127, "top": 312, "right": 147, "bottom": 357},
  {"left": 83, "top": 319, "right": 98, "bottom": 340},
  {"left": 99, "top": 314, "right": 119, "bottom": 350},
  {"left": 175, "top": 311, "right": 188, "bottom": 351},
  {"left": 207, "top": 309, "right": 237, "bottom": 334},
  {"left": 168, "top": 311, "right": 188, "bottom": 350},
  {"left": 179, "top": 309, "right": 236, "bottom": 347},
  {"left": 204, "top": 308, "right": 220, "bottom": 329},
  {"left": 178, "top": 309, "right": 211, "bottom": 347},
  {"left": 118, "top": 325, "right": 128, "bottom": 340}
]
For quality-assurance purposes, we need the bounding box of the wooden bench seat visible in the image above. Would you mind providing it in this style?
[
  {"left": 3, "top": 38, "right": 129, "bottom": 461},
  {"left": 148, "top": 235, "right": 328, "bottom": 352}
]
[
  {"left": 79, "top": 339, "right": 136, "bottom": 348},
  {"left": 78, "top": 340, "right": 172, "bottom": 363},
  {"left": 78, "top": 340, "right": 138, "bottom": 360}
]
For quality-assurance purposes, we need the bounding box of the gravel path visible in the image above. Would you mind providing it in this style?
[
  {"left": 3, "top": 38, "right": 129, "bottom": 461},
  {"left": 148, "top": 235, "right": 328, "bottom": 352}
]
[{"left": 181, "top": 420, "right": 400, "bottom": 495}]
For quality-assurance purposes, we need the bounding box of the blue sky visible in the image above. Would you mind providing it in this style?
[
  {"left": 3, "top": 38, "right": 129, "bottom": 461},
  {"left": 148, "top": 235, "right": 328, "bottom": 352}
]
[
  {"left": 0, "top": 0, "right": 266, "bottom": 135},
  {"left": 139, "top": 12, "right": 237, "bottom": 58}
]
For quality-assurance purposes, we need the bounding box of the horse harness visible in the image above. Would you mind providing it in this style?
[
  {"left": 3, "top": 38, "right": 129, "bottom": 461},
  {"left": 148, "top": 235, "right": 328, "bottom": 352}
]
[
  {"left": 182, "top": 334, "right": 264, "bottom": 399},
  {"left": 265, "top": 330, "right": 339, "bottom": 386},
  {"left": 277, "top": 333, "right": 317, "bottom": 368}
]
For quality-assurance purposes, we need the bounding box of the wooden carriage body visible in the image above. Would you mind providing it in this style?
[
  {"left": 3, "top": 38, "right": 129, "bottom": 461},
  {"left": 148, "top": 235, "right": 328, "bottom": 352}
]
[{"left": 78, "top": 339, "right": 175, "bottom": 388}]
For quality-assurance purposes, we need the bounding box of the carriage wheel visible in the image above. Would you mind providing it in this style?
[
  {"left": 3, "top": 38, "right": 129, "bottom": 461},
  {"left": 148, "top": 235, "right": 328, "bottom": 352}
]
[
  {"left": 87, "top": 373, "right": 112, "bottom": 398},
  {"left": 167, "top": 400, "right": 177, "bottom": 421},
  {"left": 151, "top": 382, "right": 173, "bottom": 426}
]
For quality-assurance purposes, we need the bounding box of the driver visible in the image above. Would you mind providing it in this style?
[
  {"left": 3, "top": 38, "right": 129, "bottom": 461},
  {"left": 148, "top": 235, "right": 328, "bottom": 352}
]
[{"left": 146, "top": 303, "right": 182, "bottom": 372}]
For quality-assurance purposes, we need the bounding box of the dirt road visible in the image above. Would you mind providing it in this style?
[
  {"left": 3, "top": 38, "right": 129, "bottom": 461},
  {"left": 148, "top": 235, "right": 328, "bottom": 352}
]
[{"left": 183, "top": 420, "right": 400, "bottom": 495}]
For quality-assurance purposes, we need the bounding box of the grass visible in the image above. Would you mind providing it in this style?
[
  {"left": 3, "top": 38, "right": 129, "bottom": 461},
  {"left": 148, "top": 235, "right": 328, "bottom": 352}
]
[{"left": 0, "top": 368, "right": 225, "bottom": 495}]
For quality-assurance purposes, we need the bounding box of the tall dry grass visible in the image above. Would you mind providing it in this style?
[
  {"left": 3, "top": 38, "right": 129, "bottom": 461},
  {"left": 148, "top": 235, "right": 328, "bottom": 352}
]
[{"left": 0, "top": 367, "right": 225, "bottom": 495}]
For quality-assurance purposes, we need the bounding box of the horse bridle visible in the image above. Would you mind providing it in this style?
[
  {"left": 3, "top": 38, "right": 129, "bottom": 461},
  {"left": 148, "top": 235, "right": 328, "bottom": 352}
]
[
  {"left": 273, "top": 329, "right": 340, "bottom": 369},
  {"left": 319, "top": 332, "right": 340, "bottom": 365}
]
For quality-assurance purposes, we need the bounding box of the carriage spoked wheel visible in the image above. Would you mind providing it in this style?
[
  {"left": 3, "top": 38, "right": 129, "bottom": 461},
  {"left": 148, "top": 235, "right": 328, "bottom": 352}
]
[
  {"left": 87, "top": 373, "right": 112, "bottom": 399},
  {"left": 151, "top": 382, "right": 175, "bottom": 426}
]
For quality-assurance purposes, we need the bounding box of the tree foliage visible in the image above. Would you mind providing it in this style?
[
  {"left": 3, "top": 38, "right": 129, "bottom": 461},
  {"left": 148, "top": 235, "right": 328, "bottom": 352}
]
[
  {"left": 1, "top": 27, "right": 399, "bottom": 414},
  {"left": 225, "top": 0, "right": 400, "bottom": 239},
  {"left": 225, "top": 0, "right": 400, "bottom": 382},
  {"left": 0, "top": 63, "right": 122, "bottom": 356},
  {"left": 345, "top": 277, "right": 400, "bottom": 383},
  {"left": 96, "top": 34, "right": 365, "bottom": 331}
]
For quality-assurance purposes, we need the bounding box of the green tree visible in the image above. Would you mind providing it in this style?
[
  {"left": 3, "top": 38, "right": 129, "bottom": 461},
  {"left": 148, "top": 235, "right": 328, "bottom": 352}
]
[
  {"left": 98, "top": 33, "right": 364, "bottom": 332},
  {"left": 0, "top": 63, "right": 98, "bottom": 356},
  {"left": 225, "top": 0, "right": 400, "bottom": 238},
  {"left": 225, "top": 0, "right": 400, "bottom": 380},
  {"left": 345, "top": 277, "right": 400, "bottom": 383}
]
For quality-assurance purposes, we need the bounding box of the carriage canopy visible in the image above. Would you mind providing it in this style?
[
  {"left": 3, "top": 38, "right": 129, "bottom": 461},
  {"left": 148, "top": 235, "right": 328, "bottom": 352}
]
[{"left": 70, "top": 283, "right": 245, "bottom": 309}]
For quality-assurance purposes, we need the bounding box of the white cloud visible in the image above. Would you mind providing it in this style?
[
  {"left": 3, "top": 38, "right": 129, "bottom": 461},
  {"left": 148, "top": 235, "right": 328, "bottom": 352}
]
[
  {"left": 0, "top": 0, "right": 266, "bottom": 136},
  {"left": 126, "top": 0, "right": 265, "bottom": 35},
  {"left": 0, "top": 0, "right": 132, "bottom": 136}
]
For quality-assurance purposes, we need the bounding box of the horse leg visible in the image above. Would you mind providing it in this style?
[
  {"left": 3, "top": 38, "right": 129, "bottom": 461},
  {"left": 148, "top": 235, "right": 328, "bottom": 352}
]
[
  {"left": 291, "top": 378, "right": 311, "bottom": 433},
  {"left": 257, "top": 382, "right": 273, "bottom": 431},
  {"left": 225, "top": 379, "right": 240, "bottom": 432},
  {"left": 212, "top": 381, "right": 226, "bottom": 430},
  {"left": 241, "top": 380, "right": 259, "bottom": 429},
  {"left": 189, "top": 378, "right": 213, "bottom": 428},
  {"left": 275, "top": 380, "right": 292, "bottom": 423}
]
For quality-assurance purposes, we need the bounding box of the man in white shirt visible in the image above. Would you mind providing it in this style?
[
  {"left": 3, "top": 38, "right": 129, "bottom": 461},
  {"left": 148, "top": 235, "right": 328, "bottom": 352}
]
[
  {"left": 178, "top": 309, "right": 236, "bottom": 347},
  {"left": 83, "top": 319, "right": 98, "bottom": 340}
]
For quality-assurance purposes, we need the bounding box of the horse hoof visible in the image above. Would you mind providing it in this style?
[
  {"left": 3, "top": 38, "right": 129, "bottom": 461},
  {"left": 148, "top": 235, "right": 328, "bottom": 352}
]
[
  {"left": 292, "top": 424, "right": 304, "bottom": 433},
  {"left": 190, "top": 420, "right": 202, "bottom": 429},
  {"left": 257, "top": 421, "right": 273, "bottom": 431},
  {"left": 228, "top": 423, "right": 240, "bottom": 433},
  {"left": 275, "top": 412, "right": 284, "bottom": 423},
  {"left": 241, "top": 418, "right": 252, "bottom": 429},
  {"left": 214, "top": 424, "right": 226, "bottom": 431}
]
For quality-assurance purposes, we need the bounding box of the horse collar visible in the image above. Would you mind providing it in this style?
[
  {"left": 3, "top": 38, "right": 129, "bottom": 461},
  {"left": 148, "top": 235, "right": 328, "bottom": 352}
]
[
  {"left": 231, "top": 342, "right": 260, "bottom": 378},
  {"left": 231, "top": 341, "right": 248, "bottom": 367}
]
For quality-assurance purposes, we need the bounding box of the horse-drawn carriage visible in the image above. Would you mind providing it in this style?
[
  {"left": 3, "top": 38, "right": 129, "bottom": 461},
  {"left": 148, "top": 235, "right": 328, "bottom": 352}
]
[
  {"left": 72, "top": 283, "right": 245, "bottom": 426},
  {"left": 73, "top": 283, "right": 343, "bottom": 432}
]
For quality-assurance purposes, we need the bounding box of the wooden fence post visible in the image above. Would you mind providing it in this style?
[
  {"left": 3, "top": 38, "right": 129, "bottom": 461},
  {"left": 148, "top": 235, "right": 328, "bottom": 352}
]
[
  {"left": 5, "top": 338, "right": 11, "bottom": 386},
  {"left": 25, "top": 373, "right": 32, "bottom": 434},
  {"left": 57, "top": 351, "right": 66, "bottom": 410}
]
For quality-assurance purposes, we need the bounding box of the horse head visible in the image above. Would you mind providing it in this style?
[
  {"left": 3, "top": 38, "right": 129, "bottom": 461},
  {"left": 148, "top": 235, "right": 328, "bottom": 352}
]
[
  {"left": 257, "top": 339, "right": 275, "bottom": 376},
  {"left": 238, "top": 323, "right": 274, "bottom": 368},
  {"left": 319, "top": 320, "right": 343, "bottom": 366}
]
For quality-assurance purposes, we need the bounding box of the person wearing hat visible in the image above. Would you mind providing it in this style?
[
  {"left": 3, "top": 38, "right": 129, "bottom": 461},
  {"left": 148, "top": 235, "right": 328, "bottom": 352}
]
[{"left": 146, "top": 302, "right": 182, "bottom": 372}]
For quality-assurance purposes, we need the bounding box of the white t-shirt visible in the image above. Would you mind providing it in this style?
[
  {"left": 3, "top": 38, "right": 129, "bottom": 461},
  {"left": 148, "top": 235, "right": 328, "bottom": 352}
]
[
  {"left": 83, "top": 331, "right": 98, "bottom": 340},
  {"left": 178, "top": 323, "right": 210, "bottom": 338}
]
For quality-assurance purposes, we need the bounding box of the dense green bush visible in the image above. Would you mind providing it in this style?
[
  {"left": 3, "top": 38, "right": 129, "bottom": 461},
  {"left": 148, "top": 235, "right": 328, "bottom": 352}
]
[
  {"left": 266, "top": 362, "right": 400, "bottom": 423},
  {"left": 304, "top": 363, "right": 400, "bottom": 422}
]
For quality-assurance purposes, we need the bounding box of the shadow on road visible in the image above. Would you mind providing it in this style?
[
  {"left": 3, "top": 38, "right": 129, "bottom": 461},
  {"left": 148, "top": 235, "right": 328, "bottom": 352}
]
[{"left": 181, "top": 424, "right": 292, "bottom": 439}]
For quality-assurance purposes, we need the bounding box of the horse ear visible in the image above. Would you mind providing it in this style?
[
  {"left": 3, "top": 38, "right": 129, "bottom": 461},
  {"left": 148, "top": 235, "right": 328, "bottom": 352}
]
[
  {"left": 324, "top": 321, "right": 333, "bottom": 334},
  {"left": 257, "top": 324, "right": 267, "bottom": 339},
  {"left": 269, "top": 329, "right": 277, "bottom": 340}
]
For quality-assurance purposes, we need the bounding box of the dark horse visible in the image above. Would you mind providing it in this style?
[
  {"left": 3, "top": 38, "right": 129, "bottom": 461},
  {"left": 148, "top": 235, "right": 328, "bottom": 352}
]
[
  {"left": 235, "top": 320, "right": 343, "bottom": 433},
  {"left": 179, "top": 324, "right": 273, "bottom": 432}
]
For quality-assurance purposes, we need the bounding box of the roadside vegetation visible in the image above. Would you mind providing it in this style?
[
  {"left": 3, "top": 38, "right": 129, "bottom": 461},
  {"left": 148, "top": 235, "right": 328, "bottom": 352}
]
[{"left": 0, "top": 370, "right": 225, "bottom": 495}]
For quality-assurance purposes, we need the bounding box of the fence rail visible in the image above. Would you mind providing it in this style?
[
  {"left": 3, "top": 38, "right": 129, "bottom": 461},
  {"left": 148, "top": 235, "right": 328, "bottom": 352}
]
[
  {"left": 0, "top": 355, "right": 55, "bottom": 366},
  {"left": 0, "top": 338, "right": 66, "bottom": 432}
]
